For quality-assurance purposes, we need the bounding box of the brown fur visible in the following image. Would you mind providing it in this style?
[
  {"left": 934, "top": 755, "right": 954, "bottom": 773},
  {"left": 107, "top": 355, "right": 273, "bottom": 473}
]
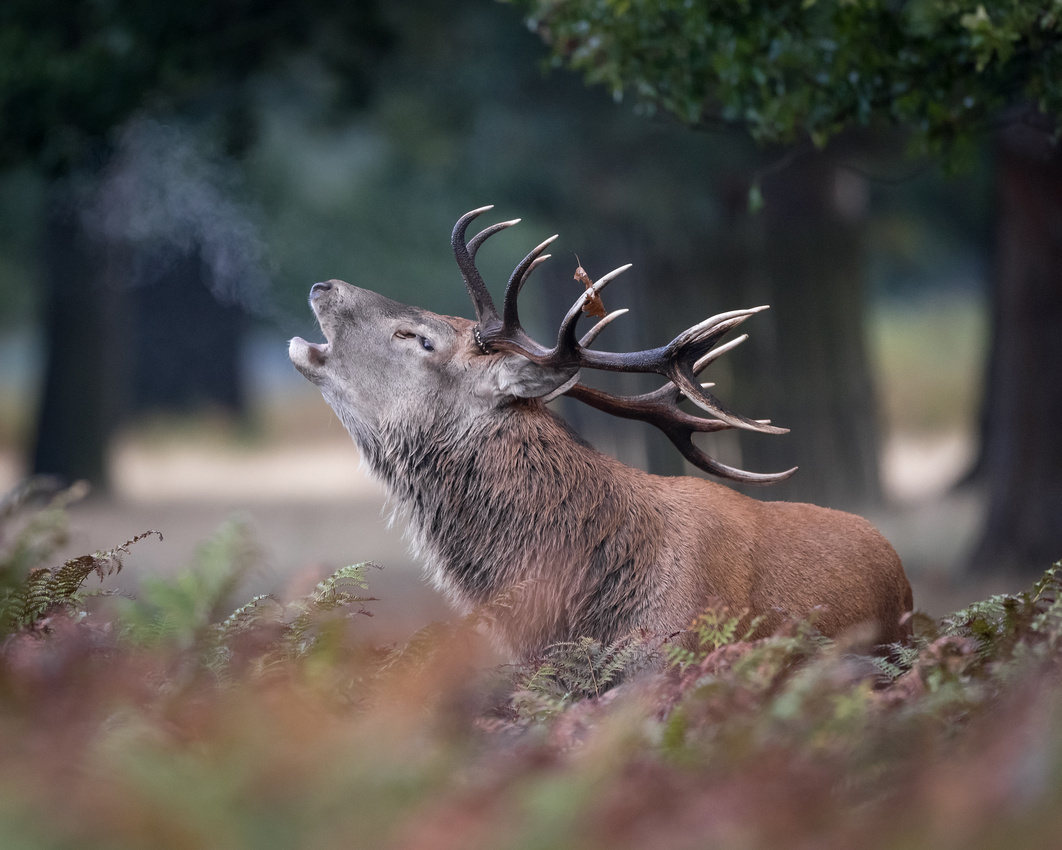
[{"left": 289, "top": 280, "right": 913, "bottom": 658}]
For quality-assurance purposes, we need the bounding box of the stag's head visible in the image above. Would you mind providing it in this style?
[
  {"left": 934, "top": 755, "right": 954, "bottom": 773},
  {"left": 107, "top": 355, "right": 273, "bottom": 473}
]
[
  {"left": 288, "top": 282, "right": 572, "bottom": 444},
  {"left": 289, "top": 206, "right": 796, "bottom": 484}
]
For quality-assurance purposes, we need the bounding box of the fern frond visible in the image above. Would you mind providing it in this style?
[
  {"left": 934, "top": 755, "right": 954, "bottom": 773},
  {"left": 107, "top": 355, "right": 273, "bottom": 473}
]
[
  {"left": 278, "top": 563, "right": 380, "bottom": 661},
  {"left": 515, "top": 632, "right": 659, "bottom": 710},
  {"left": 940, "top": 564, "right": 1062, "bottom": 664},
  {"left": 309, "top": 563, "right": 377, "bottom": 611},
  {"left": 666, "top": 606, "right": 763, "bottom": 669},
  {"left": 867, "top": 655, "right": 904, "bottom": 682},
  {"left": 214, "top": 594, "right": 280, "bottom": 641},
  {"left": 1, "top": 529, "right": 163, "bottom": 634}
]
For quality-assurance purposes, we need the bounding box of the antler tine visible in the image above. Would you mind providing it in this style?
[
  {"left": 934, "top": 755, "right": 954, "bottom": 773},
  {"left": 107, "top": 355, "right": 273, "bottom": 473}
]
[
  {"left": 567, "top": 382, "right": 730, "bottom": 433},
  {"left": 556, "top": 263, "right": 633, "bottom": 354},
  {"left": 669, "top": 306, "right": 767, "bottom": 359},
  {"left": 540, "top": 371, "right": 582, "bottom": 404},
  {"left": 539, "top": 307, "right": 630, "bottom": 404},
  {"left": 580, "top": 308, "right": 629, "bottom": 347},
  {"left": 468, "top": 218, "right": 521, "bottom": 258},
  {"left": 507, "top": 236, "right": 559, "bottom": 293},
  {"left": 540, "top": 307, "right": 630, "bottom": 403},
  {"left": 656, "top": 307, "right": 787, "bottom": 435},
  {"left": 503, "top": 235, "right": 558, "bottom": 331},
  {"left": 453, "top": 206, "right": 503, "bottom": 325},
  {"left": 672, "top": 436, "right": 798, "bottom": 484},
  {"left": 564, "top": 382, "right": 797, "bottom": 484},
  {"left": 693, "top": 333, "right": 747, "bottom": 374},
  {"left": 669, "top": 371, "right": 788, "bottom": 435}
]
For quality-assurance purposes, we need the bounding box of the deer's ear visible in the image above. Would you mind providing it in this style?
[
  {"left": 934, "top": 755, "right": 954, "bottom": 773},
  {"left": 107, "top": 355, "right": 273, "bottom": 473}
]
[{"left": 486, "top": 352, "right": 575, "bottom": 400}]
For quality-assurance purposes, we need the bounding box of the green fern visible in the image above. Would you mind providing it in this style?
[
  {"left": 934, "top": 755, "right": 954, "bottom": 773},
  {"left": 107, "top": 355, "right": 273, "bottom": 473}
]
[
  {"left": 213, "top": 593, "right": 280, "bottom": 642},
  {"left": 1, "top": 524, "right": 161, "bottom": 634},
  {"left": 279, "top": 562, "right": 378, "bottom": 659},
  {"left": 939, "top": 563, "right": 1062, "bottom": 664},
  {"left": 1027, "top": 565, "right": 1062, "bottom": 637},
  {"left": 204, "top": 594, "right": 283, "bottom": 675},
  {"left": 867, "top": 642, "right": 923, "bottom": 682},
  {"left": 509, "top": 632, "right": 659, "bottom": 721},
  {"left": 666, "top": 606, "right": 765, "bottom": 670}
]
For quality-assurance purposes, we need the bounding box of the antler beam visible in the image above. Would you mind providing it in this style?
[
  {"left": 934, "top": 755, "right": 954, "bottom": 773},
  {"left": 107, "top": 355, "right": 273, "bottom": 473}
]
[{"left": 452, "top": 206, "right": 797, "bottom": 484}]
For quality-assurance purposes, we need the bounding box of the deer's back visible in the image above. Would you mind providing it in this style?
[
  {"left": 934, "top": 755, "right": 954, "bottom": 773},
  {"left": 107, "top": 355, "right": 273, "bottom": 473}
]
[{"left": 659, "top": 476, "right": 912, "bottom": 644}]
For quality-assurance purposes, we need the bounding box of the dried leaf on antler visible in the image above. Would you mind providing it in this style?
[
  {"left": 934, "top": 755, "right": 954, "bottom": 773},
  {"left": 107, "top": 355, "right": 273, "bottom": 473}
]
[{"left": 574, "top": 255, "right": 607, "bottom": 318}]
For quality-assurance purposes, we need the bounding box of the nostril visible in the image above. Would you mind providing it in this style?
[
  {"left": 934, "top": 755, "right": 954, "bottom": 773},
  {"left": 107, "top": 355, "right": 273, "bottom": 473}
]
[{"left": 310, "top": 281, "right": 333, "bottom": 300}]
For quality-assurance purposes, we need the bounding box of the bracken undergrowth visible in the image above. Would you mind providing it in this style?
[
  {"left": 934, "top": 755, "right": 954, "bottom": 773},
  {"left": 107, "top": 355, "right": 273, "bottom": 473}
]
[{"left": 2, "top": 479, "right": 1062, "bottom": 849}]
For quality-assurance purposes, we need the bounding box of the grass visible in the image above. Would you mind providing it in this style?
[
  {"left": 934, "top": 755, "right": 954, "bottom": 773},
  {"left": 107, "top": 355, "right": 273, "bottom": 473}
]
[{"left": 3, "top": 480, "right": 1062, "bottom": 849}]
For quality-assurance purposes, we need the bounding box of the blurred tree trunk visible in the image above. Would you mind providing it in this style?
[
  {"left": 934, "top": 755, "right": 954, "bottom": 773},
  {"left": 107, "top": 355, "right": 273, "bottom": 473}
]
[
  {"left": 721, "top": 153, "right": 882, "bottom": 510},
  {"left": 969, "top": 127, "right": 1062, "bottom": 575},
  {"left": 30, "top": 179, "right": 248, "bottom": 490},
  {"left": 31, "top": 183, "right": 122, "bottom": 487},
  {"left": 129, "top": 245, "right": 246, "bottom": 416}
]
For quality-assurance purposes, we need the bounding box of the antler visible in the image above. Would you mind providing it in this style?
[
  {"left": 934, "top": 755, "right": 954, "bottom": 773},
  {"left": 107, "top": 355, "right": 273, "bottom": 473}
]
[{"left": 452, "top": 206, "right": 797, "bottom": 484}]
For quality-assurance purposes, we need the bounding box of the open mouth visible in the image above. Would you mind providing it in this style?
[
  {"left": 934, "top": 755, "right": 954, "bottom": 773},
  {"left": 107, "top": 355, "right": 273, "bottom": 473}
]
[
  {"left": 288, "top": 336, "right": 331, "bottom": 371},
  {"left": 290, "top": 281, "right": 338, "bottom": 374}
]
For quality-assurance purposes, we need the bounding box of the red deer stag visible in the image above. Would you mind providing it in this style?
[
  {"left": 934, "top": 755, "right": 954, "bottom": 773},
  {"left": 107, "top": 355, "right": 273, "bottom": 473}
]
[{"left": 289, "top": 207, "right": 913, "bottom": 657}]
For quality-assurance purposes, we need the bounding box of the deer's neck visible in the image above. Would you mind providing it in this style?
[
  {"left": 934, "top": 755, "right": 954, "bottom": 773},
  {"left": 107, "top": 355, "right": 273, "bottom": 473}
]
[{"left": 371, "top": 401, "right": 643, "bottom": 611}]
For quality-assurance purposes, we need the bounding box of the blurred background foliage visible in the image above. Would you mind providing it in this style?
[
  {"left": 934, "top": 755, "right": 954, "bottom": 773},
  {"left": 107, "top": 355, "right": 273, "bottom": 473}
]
[{"left": 0, "top": 0, "right": 1055, "bottom": 579}]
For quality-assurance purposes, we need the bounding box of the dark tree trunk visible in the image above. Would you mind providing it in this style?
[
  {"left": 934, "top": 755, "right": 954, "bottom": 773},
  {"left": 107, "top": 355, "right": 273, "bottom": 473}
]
[
  {"left": 969, "top": 127, "right": 1062, "bottom": 576},
  {"left": 30, "top": 180, "right": 249, "bottom": 490},
  {"left": 720, "top": 154, "right": 882, "bottom": 510},
  {"left": 129, "top": 245, "right": 246, "bottom": 416},
  {"left": 31, "top": 185, "right": 122, "bottom": 487}
]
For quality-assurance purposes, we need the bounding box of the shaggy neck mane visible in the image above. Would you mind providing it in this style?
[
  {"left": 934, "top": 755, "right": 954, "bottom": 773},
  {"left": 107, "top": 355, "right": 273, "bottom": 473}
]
[{"left": 365, "top": 400, "right": 658, "bottom": 643}]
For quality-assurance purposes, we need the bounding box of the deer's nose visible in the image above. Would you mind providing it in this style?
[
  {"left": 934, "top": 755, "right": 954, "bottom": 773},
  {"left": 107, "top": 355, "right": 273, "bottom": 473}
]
[{"left": 309, "top": 281, "right": 333, "bottom": 302}]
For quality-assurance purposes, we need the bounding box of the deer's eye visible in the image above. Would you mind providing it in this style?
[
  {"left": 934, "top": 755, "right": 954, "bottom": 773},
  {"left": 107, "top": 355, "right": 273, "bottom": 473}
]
[{"left": 394, "top": 329, "right": 435, "bottom": 353}]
